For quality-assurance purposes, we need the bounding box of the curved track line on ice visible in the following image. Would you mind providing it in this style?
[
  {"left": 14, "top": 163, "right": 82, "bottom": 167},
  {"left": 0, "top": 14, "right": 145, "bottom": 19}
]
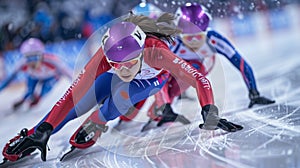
[
  {"left": 241, "top": 105, "right": 300, "bottom": 135},
  {"left": 193, "top": 133, "right": 254, "bottom": 168}
]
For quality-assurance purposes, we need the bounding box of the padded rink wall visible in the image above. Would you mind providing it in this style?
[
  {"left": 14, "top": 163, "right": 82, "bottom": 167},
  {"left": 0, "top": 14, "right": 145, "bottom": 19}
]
[
  {"left": 212, "top": 4, "right": 300, "bottom": 41},
  {"left": 0, "top": 4, "right": 299, "bottom": 84},
  {"left": 0, "top": 39, "right": 86, "bottom": 83},
  {"left": 210, "top": 4, "right": 300, "bottom": 71}
]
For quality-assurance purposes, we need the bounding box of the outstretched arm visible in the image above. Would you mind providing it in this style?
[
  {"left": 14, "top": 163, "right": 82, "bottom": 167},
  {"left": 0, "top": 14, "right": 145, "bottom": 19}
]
[
  {"left": 207, "top": 30, "right": 275, "bottom": 108},
  {"left": 0, "top": 62, "right": 24, "bottom": 92},
  {"left": 207, "top": 30, "right": 257, "bottom": 90},
  {"left": 54, "top": 59, "right": 73, "bottom": 80},
  {"left": 43, "top": 54, "right": 73, "bottom": 80},
  {"left": 145, "top": 44, "right": 214, "bottom": 107},
  {"left": 45, "top": 48, "right": 111, "bottom": 129},
  {"left": 144, "top": 37, "right": 243, "bottom": 132},
  {"left": 0, "top": 72, "right": 17, "bottom": 92}
]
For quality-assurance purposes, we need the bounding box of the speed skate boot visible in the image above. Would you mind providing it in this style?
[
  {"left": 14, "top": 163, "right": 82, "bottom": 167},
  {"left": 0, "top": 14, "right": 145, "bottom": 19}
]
[
  {"left": 157, "top": 103, "right": 191, "bottom": 127},
  {"left": 60, "top": 111, "right": 108, "bottom": 161},
  {"left": 141, "top": 102, "right": 163, "bottom": 131},
  {"left": 141, "top": 103, "right": 191, "bottom": 131},
  {"left": 118, "top": 99, "right": 146, "bottom": 124},
  {"left": 29, "top": 95, "right": 40, "bottom": 108},
  {"left": 69, "top": 110, "right": 108, "bottom": 149},
  {"left": 1, "top": 128, "right": 35, "bottom": 164},
  {"left": 13, "top": 99, "right": 25, "bottom": 110}
]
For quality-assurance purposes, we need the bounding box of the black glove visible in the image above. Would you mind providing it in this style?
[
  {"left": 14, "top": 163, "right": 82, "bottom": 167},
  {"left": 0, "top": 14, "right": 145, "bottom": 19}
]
[
  {"left": 199, "top": 105, "right": 243, "bottom": 132},
  {"left": 248, "top": 89, "right": 275, "bottom": 108},
  {"left": 11, "top": 122, "right": 53, "bottom": 161}
]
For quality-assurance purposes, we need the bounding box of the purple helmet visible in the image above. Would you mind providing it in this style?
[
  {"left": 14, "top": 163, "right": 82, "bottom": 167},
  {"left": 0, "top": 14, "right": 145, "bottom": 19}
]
[
  {"left": 101, "top": 22, "right": 146, "bottom": 62},
  {"left": 175, "top": 4, "right": 211, "bottom": 34},
  {"left": 20, "top": 38, "right": 45, "bottom": 55}
]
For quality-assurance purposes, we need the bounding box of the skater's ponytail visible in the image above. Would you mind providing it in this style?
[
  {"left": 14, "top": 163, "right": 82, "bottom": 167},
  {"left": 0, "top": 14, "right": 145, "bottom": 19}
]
[{"left": 124, "top": 12, "right": 182, "bottom": 43}]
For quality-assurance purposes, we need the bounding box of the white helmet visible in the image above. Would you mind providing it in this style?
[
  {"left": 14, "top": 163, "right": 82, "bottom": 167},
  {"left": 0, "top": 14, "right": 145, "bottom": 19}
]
[{"left": 20, "top": 38, "right": 45, "bottom": 56}]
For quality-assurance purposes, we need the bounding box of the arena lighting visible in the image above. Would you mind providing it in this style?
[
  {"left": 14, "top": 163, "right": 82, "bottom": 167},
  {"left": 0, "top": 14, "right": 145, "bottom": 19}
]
[
  {"left": 185, "top": 2, "right": 192, "bottom": 6},
  {"left": 139, "top": 0, "right": 147, "bottom": 7}
]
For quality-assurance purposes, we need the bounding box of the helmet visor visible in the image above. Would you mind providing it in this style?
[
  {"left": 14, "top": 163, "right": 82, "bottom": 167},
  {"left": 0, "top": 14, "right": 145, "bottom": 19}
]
[
  {"left": 107, "top": 53, "right": 142, "bottom": 70},
  {"left": 26, "top": 54, "right": 42, "bottom": 63},
  {"left": 180, "top": 32, "right": 206, "bottom": 42}
]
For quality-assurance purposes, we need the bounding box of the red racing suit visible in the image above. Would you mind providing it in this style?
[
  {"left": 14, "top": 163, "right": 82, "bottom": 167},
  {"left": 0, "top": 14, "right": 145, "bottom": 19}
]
[{"left": 45, "top": 36, "right": 214, "bottom": 129}]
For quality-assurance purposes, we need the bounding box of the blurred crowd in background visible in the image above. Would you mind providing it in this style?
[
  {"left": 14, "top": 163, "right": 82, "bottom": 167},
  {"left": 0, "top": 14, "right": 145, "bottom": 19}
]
[{"left": 0, "top": 0, "right": 298, "bottom": 53}]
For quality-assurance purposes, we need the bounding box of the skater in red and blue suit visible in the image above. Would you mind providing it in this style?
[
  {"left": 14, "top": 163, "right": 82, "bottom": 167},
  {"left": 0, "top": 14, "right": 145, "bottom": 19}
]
[
  {"left": 1, "top": 13, "right": 243, "bottom": 164},
  {"left": 119, "top": 3, "right": 276, "bottom": 129},
  {"left": 0, "top": 38, "right": 72, "bottom": 110}
]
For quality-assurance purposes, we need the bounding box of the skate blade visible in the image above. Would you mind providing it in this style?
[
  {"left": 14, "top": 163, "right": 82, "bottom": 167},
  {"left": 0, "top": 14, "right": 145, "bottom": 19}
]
[
  {"left": 0, "top": 153, "right": 38, "bottom": 168},
  {"left": 176, "top": 115, "right": 191, "bottom": 125},
  {"left": 141, "top": 119, "right": 154, "bottom": 132},
  {"left": 60, "top": 146, "right": 77, "bottom": 161}
]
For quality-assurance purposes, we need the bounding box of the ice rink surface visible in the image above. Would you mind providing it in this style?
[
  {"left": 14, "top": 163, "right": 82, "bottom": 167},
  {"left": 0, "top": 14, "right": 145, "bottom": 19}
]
[{"left": 1, "top": 14, "right": 300, "bottom": 168}]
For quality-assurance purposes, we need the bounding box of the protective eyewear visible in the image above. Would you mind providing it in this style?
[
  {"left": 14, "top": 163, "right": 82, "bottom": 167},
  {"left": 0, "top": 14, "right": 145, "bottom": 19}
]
[
  {"left": 107, "top": 54, "right": 142, "bottom": 70},
  {"left": 181, "top": 32, "right": 205, "bottom": 42},
  {"left": 26, "top": 55, "right": 42, "bottom": 63}
]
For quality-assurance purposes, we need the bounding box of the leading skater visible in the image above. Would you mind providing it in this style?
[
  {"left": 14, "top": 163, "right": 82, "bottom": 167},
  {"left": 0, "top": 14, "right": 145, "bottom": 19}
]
[
  {"left": 2, "top": 13, "right": 243, "bottom": 163},
  {"left": 0, "top": 38, "right": 72, "bottom": 110}
]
